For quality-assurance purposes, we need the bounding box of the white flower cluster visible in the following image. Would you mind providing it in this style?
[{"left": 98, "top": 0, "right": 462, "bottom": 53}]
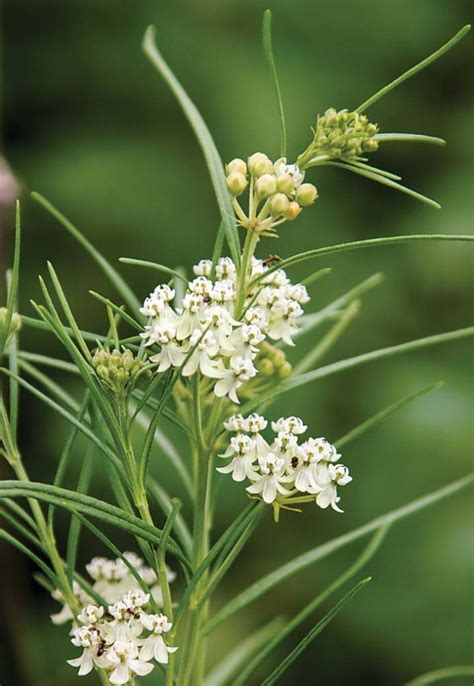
[
  {"left": 50, "top": 553, "right": 178, "bottom": 683},
  {"left": 217, "top": 413, "right": 352, "bottom": 511},
  {"left": 51, "top": 551, "right": 175, "bottom": 623},
  {"left": 67, "top": 593, "right": 177, "bottom": 683},
  {"left": 140, "top": 257, "right": 310, "bottom": 404}
]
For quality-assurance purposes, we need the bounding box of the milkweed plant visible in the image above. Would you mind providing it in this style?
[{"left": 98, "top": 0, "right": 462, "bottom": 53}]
[{"left": 0, "top": 11, "right": 473, "bottom": 686}]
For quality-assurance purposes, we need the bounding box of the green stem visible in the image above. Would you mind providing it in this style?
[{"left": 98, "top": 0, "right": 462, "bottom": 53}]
[{"left": 234, "top": 230, "right": 259, "bottom": 319}]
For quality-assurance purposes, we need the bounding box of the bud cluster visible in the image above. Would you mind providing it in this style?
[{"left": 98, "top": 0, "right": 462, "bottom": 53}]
[
  {"left": 297, "top": 108, "right": 379, "bottom": 168},
  {"left": 92, "top": 346, "right": 150, "bottom": 395},
  {"left": 225, "top": 153, "right": 318, "bottom": 235},
  {"left": 0, "top": 306, "right": 21, "bottom": 353},
  {"left": 218, "top": 413, "right": 352, "bottom": 514}
]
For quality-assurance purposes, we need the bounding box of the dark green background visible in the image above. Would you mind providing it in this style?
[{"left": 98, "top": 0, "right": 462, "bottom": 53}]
[{"left": 0, "top": 1, "right": 473, "bottom": 684}]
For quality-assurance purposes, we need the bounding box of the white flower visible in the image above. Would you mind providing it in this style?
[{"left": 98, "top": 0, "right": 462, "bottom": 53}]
[
  {"left": 67, "top": 626, "right": 102, "bottom": 676},
  {"left": 107, "top": 601, "right": 143, "bottom": 643},
  {"left": 123, "top": 589, "right": 150, "bottom": 610},
  {"left": 107, "top": 641, "right": 154, "bottom": 685},
  {"left": 216, "top": 256, "right": 237, "bottom": 280},
  {"left": 223, "top": 414, "right": 247, "bottom": 432},
  {"left": 218, "top": 434, "right": 258, "bottom": 482},
  {"left": 229, "top": 324, "right": 265, "bottom": 363},
  {"left": 139, "top": 614, "right": 178, "bottom": 664},
  {"left": 147, "top": 322, "right": 186, "bottom": 373},
  {"left": 329, "top": 463, "right": 352, "bottom": 486},
  {"left": 123, "top": 552, "right": 144, "bottom": 569},
  {"left": 268, "top": 299, "right": 303, "bottom": 345},
  {"left": 274, "top": 157, "right": 305, "bottom": 188},
  {"left": 246, "top": 453, "right": 292, "bottom": 503},
  {"left": 182, "top": 329, "right": 222, "bottom": 378},
  {"left": 243, "top": 306, "right": 268, "bottom": 331},
  {"left": 176, "top": 293, "right": 205, "bottom": 340},
  {"left": 271, "top": 416, "right": 307, "bottom": 435},
  {"left": 214, "top": 357, "right": 257, "bottom": 404},
  {"left": 193, "top": 259, "right": 212, "bottom": 276},
  {"left": 78, "top": 604, "right": 105, "bottom": 625}
]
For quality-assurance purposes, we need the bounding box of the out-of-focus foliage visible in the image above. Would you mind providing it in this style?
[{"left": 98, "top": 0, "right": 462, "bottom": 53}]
[{"left": 0, "top": 1, "right": 472, "bottom": 684}]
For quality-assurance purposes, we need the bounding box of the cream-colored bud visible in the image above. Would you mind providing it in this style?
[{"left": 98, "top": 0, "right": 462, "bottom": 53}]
[
  {"left": 256, "top": 174, "right": 277, "bottom": 198},
  {"left": 226, "top": 158, "right": 248, "bottom": 176},
  {"left": 278, "top": 361, "right": 292, "bottom": 379},
  {"left": 248, "top": 152, "right": 273, "bottom": 177},
  {"left": 269, "top": 193, "right": 290, "bottom": 216},
  {"left": 226, "top": 171, "right": 248, "bottom": 196},
  {"left": 0, "top": 307, "right": 21, "bottom": 353},
  {"left": 276, "top": 173, "right": 294, "bottom": 195},
  {"left": 296, "top": 183, "right": 318, "bottom": 206},
  {"left": 362, "top": 139, "right": 379, "bottom": 153},
  {"left": 271, "top": 349, "right": 286, "bottom": 367},
  {"left": 258, "top": 358, "right": 275, "bottom": 376},
  {"left": 283, "top": 201, "right": 302, "bottom": 221}
]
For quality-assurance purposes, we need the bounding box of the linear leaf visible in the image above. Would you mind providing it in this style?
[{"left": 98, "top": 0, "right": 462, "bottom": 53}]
[
  {"left": 261, "top": 578, "right": 371, "bottom": 685},
  {"left": 404, "top": 666, "right": 474, "bottom": 686},
  {"left": 204, "top": 617, "right": 285, "bottom": 686},
  {"left": 249, "top": 234, "right": 473, "bottom": 288},
  {"left": 203, "top": 472, "right": 473, "bottom": 634},
  {"left": 143, "top": 26, "right": 241, "bottom": 266},
  {"left": 234, "top": 525, "right": 388, "bottom": 685},
  {"left": 66, "top": 447, "right": 94, "bottom": 585},
  {"left": 148, "top": 479, "right": 192, "bottom": 557},
  {"left": 0, "top": 201, "right": 21, "bottom": 353},
  {"left": 375, "top": 133, "right": 446, "bottom": 146},
  {"left": 335, "top": 381, "right": 443, "bottom": 448},
  {"left": 263, "top": 10, "right": 286, "bottom": 157},
  {"left": 356, "top": 25, "right": 471, "bottom": 112},
  {"left": 0, "top": 480, "right": 188, "bottom": 564},
  {"left": 31, "top": 192, "right": 140, "bottom": 311},
  {"left": 119, "top": 257, "right": 189, "bottom": 284},
  {"left": 242, "top": 327, "right": 474, "bottom": 413}
]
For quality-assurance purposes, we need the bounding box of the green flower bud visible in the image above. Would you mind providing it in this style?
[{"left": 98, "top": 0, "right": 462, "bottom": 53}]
[
  {"left": 362, "top": 139, "right": 379, "bottom": 153},
  {"left": 258, "top": 358, "right": 275, "bottom": 376},
  {"left": 226, "top": 158, "right": 248, "bottom": 176},
  {"left": 226, "top": 171, "right": 248, "bottom": 196},
  {"left": 283, "top": 201, "right": 302, "bottom": 221},
  {"left": 0, "top": 307, "right": 21, "bottom": 353},
  {"left": 269, "top": 193, "right": 290, "bottom": 216},
  {"left": 271, "top": 349, "right": 286, "bottom": 367},
  {"left": 296, "top": 183, "right": 318, "bottom": 206},
  {"left": 278, "top": 361, "right": 292, "bottom": 379},
  {"left": 248, "top": 152, "right": 273, "bottom": 177},
  {"left": 276, "top": 173, "right": 295, "bottom": 196},
  {"left": 92, "top": 346, "right": 149, "bottom": 395},
  {"left": 256, "top": 173, "right": 277, "bottom": 198}
]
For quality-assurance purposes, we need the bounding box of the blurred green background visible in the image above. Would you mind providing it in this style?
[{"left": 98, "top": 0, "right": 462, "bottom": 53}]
[{"left": 0, "top": 1, "right": 473, "bottom": 684}]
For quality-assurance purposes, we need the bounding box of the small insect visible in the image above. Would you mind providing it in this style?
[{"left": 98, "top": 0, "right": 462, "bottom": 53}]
[
  {"left": 262, "top": 254, "right": 282, "bottom": 267},
  {"left": 202, "top": 295, "right": 211, "bottom": 303},
  {"left": 97, "top": 639, "right": 107, "bottom": 657},
  {"left": 291, "top": 456, "right": 300, "bottom": 469}
]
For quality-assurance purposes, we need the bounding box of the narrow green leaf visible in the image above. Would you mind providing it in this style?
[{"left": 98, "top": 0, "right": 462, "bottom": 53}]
[
  {"left": 20, "top": 315, "right": 113, "bottom": 345},
  {"left": 148, "top": 479, "right": 192, "bottom": 557},
  {"left": 375, "top": 133, "right": 446, "bottom": 146},
  {"left": 344, "top": 159, "right": 402, "bottom": 180},
  {"left": 335, "top": 381, "right": 444, "bottom": 448},
  {"left": 249, "top": 235, "right": 473, "bottom": 289},
  {"left": 18, "top": 351, "right": 77, "bottom": 373},
  {"left": 18, "top": 359, "right": 78, "bottom": 413},
  {"left": 263, "top": 10, "right": 287, "bottom": 157},
  {"left": 204, "top": 617, "right": 285, "bottom": 686},
  {"left": 0, "top": 506, "right": 45, "bottom": 551},
  {"left": 0, "top": 480, "right": 188, "bottom": 564},
  {"left": 31, "top": 192, "right": 140, "bottom": 311},
  {"left": 47, "top": 262, "right": 92, "bottom": 360},
  {"left": 89, "top": 291, "right": 143, "bottom": 332},
  {"left": 356, "top": 25, "right": 471, "bottom": 112},
  {"left": 234, "top": 525, "right": 388, "bottom": 685},
  {"left": 211, "top": 221, "right": 226, "bottom": 278},
  {"left": 119, "top": 257, "right": 189, "bottom": 284},
  {"left": 301, "top": 267, "right": 332, "bottom": 288},
  {"left": 142, "top": 26, "right": 241, "bottom": 266},
  {"left": 203, "top": 472, "right": 473, "bottom": 634},
  {"left": 404, "top": 666, "right": 474, "bottom": 686},
  {"left": 297, "top": 272, "right": 384, "bottom": 340},
  {"left": 242, "top": 327, "right": 474, "bottom": 413},
  {"left": 260, "top": 578, "right": 371, "bottom": 685},
  {"left": 0, "top": 528, "right": 63, "bottom": 595},
  {"left": 322, "top": 161, "right": 440, "bottom": 208},
  {"left": 293, "top": 299, "right": 360, "bottom": 375}
]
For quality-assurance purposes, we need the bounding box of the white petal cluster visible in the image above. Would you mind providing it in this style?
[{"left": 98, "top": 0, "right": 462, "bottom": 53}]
[
  {"left": 67, "top": 595, "right": 177, "bottom": 683},
  {"left": 51, "top": 552, "right": 175, "bottom": 625},
  {"left": 218, "top": 413, "right": 352, "bottom": 511},
  {"left": 51, "top": 552, "right": 178, "bottom": 682},
  {"left": 140, "top": 258, "right": 309, "bottom": 404}
]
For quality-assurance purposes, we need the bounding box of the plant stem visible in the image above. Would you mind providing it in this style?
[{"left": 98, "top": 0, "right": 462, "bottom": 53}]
[{"left": 234, "top": 230, "right": 259, "bottom": 318}]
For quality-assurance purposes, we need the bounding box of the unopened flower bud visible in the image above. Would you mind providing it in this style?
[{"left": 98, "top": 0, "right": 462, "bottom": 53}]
[
  {"left": 276, "top": 173, "right": 295, "bottom": 195},
  {"left": 226, "top": 171, "right": 248, "bottom": 196},
  {"left": 248, "top": 152, "right": 273, "bottom": 177},
  {"left": 362, "top": 139, "right": 379, "bottom": 153},
  {"left": 256, "top": 174, "right": 277, "bottom": 198},
  {"left": 226, "top": 158, "right": 248, "bottom": 176},
  {"left": 296, "top": 183, "right": 318, "bottom": 206},
  {"left": 0, "top": 307, "right": 21, "bottom": 353},
  {"left": 278, "top": 361, "right": 292, "bottom": 378},
  {"left": 258, "top": 358, "right": 274, "bottom": 376},
  {"left": 271, "top": 349, "right": 286, "bottom": 367},
  {"left": 283, "top": 201, "right": 302, "bottom": 221},
  {"left": 269, "top": 193, "right": 290, "bottom": 216}
]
